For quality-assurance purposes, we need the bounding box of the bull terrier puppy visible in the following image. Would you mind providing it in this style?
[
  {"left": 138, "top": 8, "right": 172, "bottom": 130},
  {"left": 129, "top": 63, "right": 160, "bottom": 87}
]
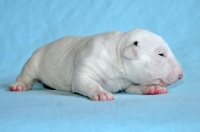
[{"left": 9, "top": 29, "right": 183, "bottom": 101}]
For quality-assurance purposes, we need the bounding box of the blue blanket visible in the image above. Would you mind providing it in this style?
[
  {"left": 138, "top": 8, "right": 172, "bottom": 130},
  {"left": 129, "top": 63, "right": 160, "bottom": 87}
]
[{"left": 1, "top": 0, "right": 200, "bottom": 131}]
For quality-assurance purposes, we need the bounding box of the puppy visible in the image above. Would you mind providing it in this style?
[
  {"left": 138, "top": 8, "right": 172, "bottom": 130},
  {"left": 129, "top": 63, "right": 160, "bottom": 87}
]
[{"left": 9, "top": 29, "right": 183, "bottom": 101}]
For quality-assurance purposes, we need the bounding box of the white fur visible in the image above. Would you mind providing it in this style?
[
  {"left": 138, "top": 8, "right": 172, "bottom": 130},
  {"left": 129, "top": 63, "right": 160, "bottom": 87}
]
[{"left": 9, "top": 29, "right": 183, "bottom": 101}]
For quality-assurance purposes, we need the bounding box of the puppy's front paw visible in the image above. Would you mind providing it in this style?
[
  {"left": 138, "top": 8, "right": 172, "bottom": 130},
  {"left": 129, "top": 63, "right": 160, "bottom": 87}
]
[
  {"left": 9, "top": 82, "right": 26, "bottom": 91},
  {"left": 143, "top": 85, "right": 167, "bottom": 95},
  {"left": 92, "top": 91, "right": 114, "bottom": 101}
]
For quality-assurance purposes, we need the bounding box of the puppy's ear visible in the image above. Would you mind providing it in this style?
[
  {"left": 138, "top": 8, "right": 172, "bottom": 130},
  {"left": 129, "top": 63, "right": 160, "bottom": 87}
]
[{"left": 122, "top": 41, "right": 140, "bottom": 60}]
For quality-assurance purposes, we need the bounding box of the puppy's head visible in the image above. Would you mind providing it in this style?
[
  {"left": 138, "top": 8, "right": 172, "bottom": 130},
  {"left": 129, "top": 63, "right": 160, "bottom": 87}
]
[{"left": 120, "top": 29, "right": 183, "bottom": 86}]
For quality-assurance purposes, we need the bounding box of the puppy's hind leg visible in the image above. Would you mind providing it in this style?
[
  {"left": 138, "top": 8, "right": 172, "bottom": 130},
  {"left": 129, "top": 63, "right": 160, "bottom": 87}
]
[{"left": 9, "top": 57, "right": 38, "bottom": 92}]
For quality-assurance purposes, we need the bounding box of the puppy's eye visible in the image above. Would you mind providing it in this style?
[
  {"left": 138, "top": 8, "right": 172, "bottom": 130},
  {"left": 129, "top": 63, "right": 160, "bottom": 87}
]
[
  {"left": 159, "top": 53, "right": 165, "bottom": 57},
  {"left": 133, "top": 41, "right": 138, "bottom": 46}
]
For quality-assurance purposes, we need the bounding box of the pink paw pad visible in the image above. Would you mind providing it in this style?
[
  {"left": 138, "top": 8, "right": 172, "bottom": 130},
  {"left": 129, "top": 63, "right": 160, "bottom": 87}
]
[
  {"left": 92, "top": 92, "right": 114, "bottom": 101},
  {"left": 9, "top": 83, "right": 26, "bottom": 91},
  {"left": 143, "top": 86, "right": 167, "bottom": 95}
]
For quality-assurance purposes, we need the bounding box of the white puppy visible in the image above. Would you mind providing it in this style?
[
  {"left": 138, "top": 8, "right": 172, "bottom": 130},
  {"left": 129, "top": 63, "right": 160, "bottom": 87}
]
[{"left": 9, "top": 29, "right": 183, "bottom": 101}]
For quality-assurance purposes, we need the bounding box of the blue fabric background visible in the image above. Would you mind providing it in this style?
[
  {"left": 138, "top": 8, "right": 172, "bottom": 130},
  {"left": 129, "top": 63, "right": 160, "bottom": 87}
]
[{"left": 0, "top": 0, "right": 200, "bottom": 131}]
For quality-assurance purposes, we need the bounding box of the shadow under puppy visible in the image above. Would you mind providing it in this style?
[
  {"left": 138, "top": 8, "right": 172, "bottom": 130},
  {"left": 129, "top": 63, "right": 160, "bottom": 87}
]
[{"left": 9, "top": 29, "right": 183, "bottom": 101}]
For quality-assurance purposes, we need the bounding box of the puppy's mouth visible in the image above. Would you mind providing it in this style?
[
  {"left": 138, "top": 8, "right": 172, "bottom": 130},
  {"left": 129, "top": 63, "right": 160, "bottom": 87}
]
[{"left": 157, "top": 79, "right": 169, "bottom": 87}]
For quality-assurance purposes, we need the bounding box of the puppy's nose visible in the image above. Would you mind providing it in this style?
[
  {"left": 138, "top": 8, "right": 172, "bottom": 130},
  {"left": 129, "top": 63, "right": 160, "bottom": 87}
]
[{"left": 178, "top": 74, "right": 183, "bottom": 79}]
